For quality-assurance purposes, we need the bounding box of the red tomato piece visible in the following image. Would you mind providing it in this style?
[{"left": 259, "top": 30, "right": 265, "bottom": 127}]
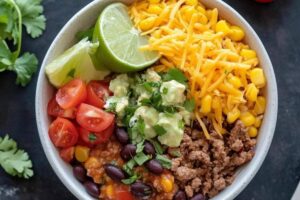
[
  {"left": 56, "top": 78, "right": 87, "bottom": 109},
  {"left": 86, "top": 81, "right": 111, "bottom": 108},
  {"left": 49, "top": 117, "right": 79, "bottom": 148},
  {"left": 76, "top": 103, "right": 114, "bottom": 132},
  {"left": 116, "top": 189, "right": 133, "bottom": 200},
  {"left": 47, "top": 97, "right": 76, "bottom": 119},
  {"left": 59, "top": 146, "right": 75, "bottom": 163}
]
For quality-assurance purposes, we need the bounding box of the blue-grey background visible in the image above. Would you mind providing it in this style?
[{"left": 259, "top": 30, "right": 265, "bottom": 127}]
[{"left": 0, "top": 0, "right": 299, "bottom": 199}]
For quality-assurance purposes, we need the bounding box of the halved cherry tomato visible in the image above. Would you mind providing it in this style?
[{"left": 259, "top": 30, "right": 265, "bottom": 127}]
[
  {"left": 59, "top": 146, "right": 75, "bottom": 163},
  {"left": 56, "top": 79, "right": 87, "bottom": 109},
  {"left": 76, "top": 103, "right": 114, "bottom": 132},
  {"left": 79, "top": 121, "right": 115, "bottom": 145},
  {"left": 116, "top": 189, "right": 133, "bottom": 200},
  {"left": 47, "top": 97, "right": 76, "bottom": 119},
  {"left": 49, "top": 117, "right": 79, "bottom": 148},
  {"left": 86, "top": 81, "right": 111, "bottom": 108}
]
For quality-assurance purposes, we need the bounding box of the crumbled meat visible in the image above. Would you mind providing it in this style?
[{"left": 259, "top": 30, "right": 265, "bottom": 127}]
[
  {"left": 175, "top": 166, "right": 198, "bottom": 182},
  {"left": 185, "top": 185, "right": 194, "bottom": 197},
  {"left": 172, "top": 120, "right": 256, "bottom": 198},
  {"left": 188, "top": 151, "right": 210, "bottom": 164}
]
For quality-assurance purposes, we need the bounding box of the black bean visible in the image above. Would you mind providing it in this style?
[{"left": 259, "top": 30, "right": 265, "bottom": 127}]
[
  {"left": 83, "top": 181, "right": 99, "bottom": 198},
  {"left": 73, "top": 165, "right": 87, "bottom": 182},
  {"left": 145, "top": 159, "right": 163, "bottom": 175},
  {"left": 190, "top": 194, "right": 206, "bottom": 200},
  {"left": 173, "top": 190, "right": 187, "bottom": 200},
  {"left": 104, "top": 164, "right": 126, "bottom": 182},
  {"left": 115, "top": 128, "right": 129, "bottom": 144},
  {"left": 143, "top": 141, "right": 155, "bottom": 156},
  {"left": 120, "top": 144, "right": 137, "bottom": 161},
  {"left": 131, "top": 182, "right": 153, "bottom": 197}
]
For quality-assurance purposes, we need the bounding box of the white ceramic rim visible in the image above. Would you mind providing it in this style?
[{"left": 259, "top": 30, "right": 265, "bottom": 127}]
[{"left": 35, "top": 0, "right": 278, "bottom": 200}]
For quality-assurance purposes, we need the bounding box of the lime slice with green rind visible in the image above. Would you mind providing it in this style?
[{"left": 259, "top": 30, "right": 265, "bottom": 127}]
[
  {"left": 45, "top": 38, "right": 110, "bottom": 88},
  {"left": 93, "top": 3, "right": 160, "bottom": 73}
]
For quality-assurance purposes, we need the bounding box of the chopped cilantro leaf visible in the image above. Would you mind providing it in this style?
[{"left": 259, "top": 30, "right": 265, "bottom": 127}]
[
  {"left": 136, "top": 140, "right": 144, "bottom": 153},
  {"left": 148, "top": 139, "right": 165, "bottom": 155},
  {"left": 162, "top": 87, "right": 168, "bottom": 94},
  {"left": 184, "top": 99, "right": 195, "bottom": 112},
  {"left": 153, "top": 125, "right": 167, "bottom": 136},
  {"left": 122, "top": 173, "right": 139, "bottom": 185},
  {"left": 163, "top": 68, "right": 187, "bottom": 84},
  {"left": 156, "top": 154, "right": 172, "bottom": 169},
  {"left": 134, "top": 152, "right": 151, "bottom": 166},
  {"left": 88, "top": 133, "right": 97, "bottom": 142},
  {"left": 67, "top": 68, "right": 76, "bottom": 78},
  {"left": 76, "top": 27, "right": 94, "bottom": 41},
  {"left": 168, "top": 148, "right": 182, "bottom": 157},
  {"left": 105, "top": 102, "right": 117, "bottom": 113},
  {"left": 123, "top": 159, "right": 136, "bottom": 176}
]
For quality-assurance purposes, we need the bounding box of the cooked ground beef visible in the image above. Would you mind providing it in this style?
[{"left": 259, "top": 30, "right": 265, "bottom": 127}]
[{"left": 171, "top": 120, "right": 256, "bottom": 198}]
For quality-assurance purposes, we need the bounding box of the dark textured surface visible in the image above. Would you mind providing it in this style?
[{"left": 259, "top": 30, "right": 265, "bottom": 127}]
[{"left": 0, "top": 0, "right": 299, "bottom": 199}]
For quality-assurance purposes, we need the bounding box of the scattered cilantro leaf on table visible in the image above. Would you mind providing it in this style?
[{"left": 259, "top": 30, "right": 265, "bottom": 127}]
[
  {"left": 0, "top": 135, "right": 34, "bottom": 179},
  {"left": 0, "top": 0, "right": 46, "bottom": 86}
]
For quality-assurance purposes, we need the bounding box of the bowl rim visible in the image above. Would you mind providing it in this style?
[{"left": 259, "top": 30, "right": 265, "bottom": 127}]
[{"left": 35, "top": 0, "right": 278, "bottom": 200}]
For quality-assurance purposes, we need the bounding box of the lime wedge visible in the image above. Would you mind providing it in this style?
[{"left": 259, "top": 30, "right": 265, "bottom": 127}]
[
  {"left": 45, "top": 38, "right": 110, "bottom": 88},
  {"left": 93, "top": 3, "right": 160, "bottom": 73}
]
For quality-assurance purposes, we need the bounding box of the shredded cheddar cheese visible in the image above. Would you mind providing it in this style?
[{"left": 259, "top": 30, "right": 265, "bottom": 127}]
[{"left": 129, "top": 0, "right": 266, "bottom": 139}]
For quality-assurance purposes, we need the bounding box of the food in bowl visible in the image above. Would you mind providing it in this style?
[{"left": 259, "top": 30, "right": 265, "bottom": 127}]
[{"left": 44, "top": 0, "right": 267, "bottom": 199}]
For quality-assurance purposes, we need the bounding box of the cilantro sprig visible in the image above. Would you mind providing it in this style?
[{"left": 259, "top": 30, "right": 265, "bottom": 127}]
[
  {"left": 0, "top": 0, "right": 46, "bottom": 86},
  {"left": 0, "top": 135, "right": 34, "bottom": 178}
]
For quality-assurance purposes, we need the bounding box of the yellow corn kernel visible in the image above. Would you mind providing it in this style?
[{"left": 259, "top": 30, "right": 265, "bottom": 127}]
[
  {"left": 149, "top": 0, "right": 160, "bottom": 4},
  {"left": 161, "top": 175, "right": 174, "bottom": 193},
  {"left": 215, "top": 20, "right": 231, "bottom": 35},
  {"left": 254, "top": 118, "right": 262, "bottom": 128},
  {"left": 248, "top": 127, "right": 258, "bottom": 138},
  {"left": 254, "top": 96, "right": 266, "bottom": 115},
  {"left": 227, "top": 107, "right": 241, "bottom": 124},
  {"left": 185, "top": 0, "right": 198, "bottom": 6},
  {"left": 240, "top": 49, "right": 257, "bottom": 60},
  {"left": 148, "top": 4, "right": 163, "bottom": 14},
  {"left": 229, "top": 26, "right": 245, "bottom": 41},
  {"left": 75, "top": 145, "right": 90, "bottom": 162},
  {"left": 196, "top": 5, "right": 206, "bottom": 15},
  {"left": 139, "top": 17, "right": 156, "bottom": 31},
  {"left": 228, "top": 75, "right": 242, "bottom": 88},
  {"left": 200, "top": 94, "right": 212, "bottom": 114},
  {"left": 105, "top": 185, "right": 114, "bottom": 198},
  {"left": 250, "top": 68, "right": 266, "bottom": 88},
  {"left": 245, "top": 83, "right": 259, "bottom": 102},
  {"left": 240, "top": 112, "right": 256, "bottom": 127}
]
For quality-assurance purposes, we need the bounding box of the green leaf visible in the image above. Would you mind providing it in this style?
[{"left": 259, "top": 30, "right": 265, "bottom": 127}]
[
  {"left": 184, "top": 99, "right": 195, "bottom": 112},
  {"left": 141, "top": 82, "right": 161, "bottom": 92},
  {"left": 136, "top": 140, "right": 144, "bottom": 153},
  {"left": 76, "top": 28, "right": 94, "bottom": 41},
  {"left": 122, "top": 174, "right": 139, "bottom": 185},
  {"left": 15, "top": 0, "right": 46, "bottom": 38},
  {"left": 105, "top": 102, "right": 117, "bottom": 113},
  {"left": 153, "top": 125, "right": 167, "bottom": 136},
  {"left": 12, "top": 52, "right": 38, "bottom": 86},
  {"left": 0, "top": 134, "right": 34, "bottom": 179},
  {"left": 148, "top": 139, "right": 165, "bottom": 155},
  {"left": 123, "top": 159, "right": 136, "bottom": 176},
  {"left": 133, "top": 152, "right": 151, "bottom": 166},
  {"left": 163, "top": 68, "right": 187, "bottom": 84},
  {"left": 156, "top": 154, "right": 172, "bottom": 169},
  {"left": 88, "top": 133, "right": 97, "bottom": 142},
  {"left": 168, "top": 148, "right": 181, "bottom": 157}
]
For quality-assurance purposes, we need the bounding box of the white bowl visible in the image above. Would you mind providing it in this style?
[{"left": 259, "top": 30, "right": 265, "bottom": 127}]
[{"left": 35, "top": 0, "right": 278, "bottom": 199}]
